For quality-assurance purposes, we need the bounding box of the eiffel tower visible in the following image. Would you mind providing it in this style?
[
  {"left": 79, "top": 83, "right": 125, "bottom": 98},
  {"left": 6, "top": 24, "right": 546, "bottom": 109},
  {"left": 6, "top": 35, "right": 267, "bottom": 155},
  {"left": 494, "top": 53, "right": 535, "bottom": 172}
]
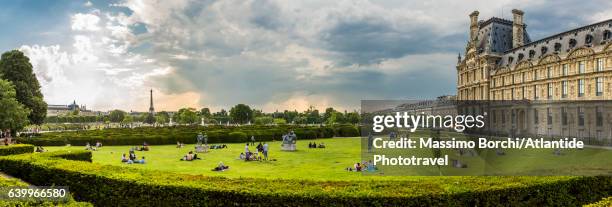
[{"left": 148, "top": 89, "right": 155, "bottom": 115}]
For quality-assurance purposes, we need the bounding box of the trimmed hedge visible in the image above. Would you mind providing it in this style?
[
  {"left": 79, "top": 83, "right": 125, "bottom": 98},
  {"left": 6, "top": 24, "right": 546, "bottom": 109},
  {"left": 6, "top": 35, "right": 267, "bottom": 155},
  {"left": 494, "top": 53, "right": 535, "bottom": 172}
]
[
  {"left": 17, "top": 125, "right": 361, "bottom": 146},
  {"left": 0, "top": 150, "right": 610, "bottom": 206},
  {"left": 584, "top": 196, "right": 612, "bottom": 207},
  {"left": 0, "top": 144, "right": 35, "bottom": 156},
  {"left": 0, "top": 160, "right": 92, "bottom": 207}
]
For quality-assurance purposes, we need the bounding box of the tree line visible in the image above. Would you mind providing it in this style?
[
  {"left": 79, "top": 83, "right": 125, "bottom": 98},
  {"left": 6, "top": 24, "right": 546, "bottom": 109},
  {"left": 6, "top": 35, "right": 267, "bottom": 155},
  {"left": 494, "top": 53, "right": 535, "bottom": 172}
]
[{"left": 45, "top": 104, "right": 362, "bottom": 126}]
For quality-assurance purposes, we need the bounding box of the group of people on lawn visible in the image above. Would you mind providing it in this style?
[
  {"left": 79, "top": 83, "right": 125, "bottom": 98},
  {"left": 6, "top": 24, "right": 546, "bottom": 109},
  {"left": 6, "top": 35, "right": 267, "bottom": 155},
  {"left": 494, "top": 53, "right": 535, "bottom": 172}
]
[
  {"left": 122, "top": 147, "right": 146, "bottom": 164},
  {"left": 84, "top": 141, "right": 103, "bottom": 151},
  {"left": 239, "top": 142, "right": 269, "bottom": 161},
  {"left": 346, "top": 160, "right": 377, "bottom": 172},
  {"left": 308, "top": 142, "right": 325, "bottom": 148}
]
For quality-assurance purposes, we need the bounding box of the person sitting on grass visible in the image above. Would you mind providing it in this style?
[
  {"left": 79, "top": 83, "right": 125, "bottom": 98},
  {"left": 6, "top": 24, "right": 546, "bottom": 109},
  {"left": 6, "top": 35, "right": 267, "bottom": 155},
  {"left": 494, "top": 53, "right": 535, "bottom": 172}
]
[
  {"left": 318, "top": 142, "right": 326, "bottom": 148},
  {"left": 354, "top": 163, "right": 362, "bottom": 172},
  {"left": 95, "top": 141, "right": 102, "bottom": 148},
  {"left": 35, "top": 146, "right": 46, "bottom": 152},
  {"left": 256, "top": 142, "right": 263, "bottom": 152},
  {"left": 239, "top": 152, "right": 246, "bottom": 160},
  {"left": 142, "top": 142, "right": 149, "bottom": 151},
  {"left": 129, "top": 151, "right": 137, "bottom": 161},
  {"left": 137, "top": 156, "right": 146, "bottom": 164},
  {"left": 181, "top": 151, "right": 201, "bottom": 161},
  {"left": 121, "top": 153, "right": 129, "bottom": 162},
  {"left": 212, "top": 162, "right": 229, "bottom": 171},
  {"left": 308, "top": 142, "right": 313, "bottom": 148}
]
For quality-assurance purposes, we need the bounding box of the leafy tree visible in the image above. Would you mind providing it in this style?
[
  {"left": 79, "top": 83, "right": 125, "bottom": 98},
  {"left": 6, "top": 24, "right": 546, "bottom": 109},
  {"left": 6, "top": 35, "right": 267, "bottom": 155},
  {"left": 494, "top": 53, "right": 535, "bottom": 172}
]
[
  {"left": 283, "top": 110, "right": 299, "bottom": 124},
  {"left": 155, "top": 111, "right": 170, "bottom": 124},
  {"left": 122, "top": 115, "right": 134, "bottom": 124},
  {"left": 144, "top": 113, "right": 155, "bottom": 124},
  {"left": 323, "top": 107, "right": 336, "bottom": 124},
  {"left": 0, "top": 50, "right": 47, "bottom": 125},
  {"left": 346, "top": 111, "right": 361, "bottom": 124},
  {"left": 0, "top": 79, "right": 30, "bottom": 133},
  {"left": 108, "top": 110, "right": 126, "bottom": 123},
  {"left": 199, "top": 108, "right": 211, "bottom": 118},
  {"left": 229, "top": 104, "right": 253, "bottom": 124},
  {"left": 305, "top": 106, "right": 320, "bottom": 124},
  {"left": 177, "top": 107, "right": 199, "bottom": 125},
  {"left": 213, "top": 109, "right": 229, "bottom": 124}
]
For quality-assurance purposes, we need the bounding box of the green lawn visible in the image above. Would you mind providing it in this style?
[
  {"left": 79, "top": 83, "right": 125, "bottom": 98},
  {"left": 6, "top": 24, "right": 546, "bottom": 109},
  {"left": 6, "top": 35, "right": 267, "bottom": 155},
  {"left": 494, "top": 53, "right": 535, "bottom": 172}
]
[{"left": 45, "top": 134, "right": 612, "bottom": 180}]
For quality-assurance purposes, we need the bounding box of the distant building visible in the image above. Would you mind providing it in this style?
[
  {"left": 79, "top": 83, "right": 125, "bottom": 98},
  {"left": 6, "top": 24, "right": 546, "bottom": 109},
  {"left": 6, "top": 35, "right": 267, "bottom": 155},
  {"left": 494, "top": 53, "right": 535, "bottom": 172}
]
[{"left": 47, "top": 100, "right": 97, "bottom": 116}]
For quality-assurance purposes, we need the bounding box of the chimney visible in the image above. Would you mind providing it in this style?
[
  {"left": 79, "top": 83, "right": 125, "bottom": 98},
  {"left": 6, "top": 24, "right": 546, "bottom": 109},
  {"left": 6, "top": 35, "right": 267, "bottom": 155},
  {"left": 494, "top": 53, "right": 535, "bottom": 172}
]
[
  {"left": 512, "top": 9, "right": 525, "bottom": 48},
  {"left": 469, "top": 11, "right": 479, "bottom": 41}
]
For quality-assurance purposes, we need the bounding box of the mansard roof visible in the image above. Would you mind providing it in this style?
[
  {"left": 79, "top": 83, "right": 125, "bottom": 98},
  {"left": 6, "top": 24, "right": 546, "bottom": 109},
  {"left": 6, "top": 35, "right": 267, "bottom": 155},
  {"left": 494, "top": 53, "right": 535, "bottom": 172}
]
[{"left": 498, "top": 19, "right": 612, "bottom": 69}]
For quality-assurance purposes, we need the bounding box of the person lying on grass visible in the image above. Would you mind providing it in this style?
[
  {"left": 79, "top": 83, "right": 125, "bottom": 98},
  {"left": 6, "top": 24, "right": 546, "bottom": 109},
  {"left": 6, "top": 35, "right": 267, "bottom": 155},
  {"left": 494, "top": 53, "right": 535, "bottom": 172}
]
[
  {"left": 181, "top": 151, "right": 201, "bottom": 161},
  {"left": 212, "top": 162, "right": 229, "bottom": 171},
  {"left": 127, "top": 156, "right": 146, "bottom": 164},
  {"left": 35, "top": 146, "right": 47, "bottom": 152},
  {"left": 318, "top": 142, "right": 326, "bottom": 148}
]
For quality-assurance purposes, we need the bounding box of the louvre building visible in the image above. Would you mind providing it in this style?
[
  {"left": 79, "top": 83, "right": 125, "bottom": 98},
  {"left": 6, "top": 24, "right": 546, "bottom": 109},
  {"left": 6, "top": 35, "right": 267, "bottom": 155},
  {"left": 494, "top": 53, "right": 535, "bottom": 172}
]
[{"left": 456, "top": 9, "right": 612, "bottom": 145}]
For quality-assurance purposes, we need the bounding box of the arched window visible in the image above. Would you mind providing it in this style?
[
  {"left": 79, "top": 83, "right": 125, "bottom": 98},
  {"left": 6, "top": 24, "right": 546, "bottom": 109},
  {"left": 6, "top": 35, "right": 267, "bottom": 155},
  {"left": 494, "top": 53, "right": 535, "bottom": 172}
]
[
  {"left": 529, "top": 50, "right": 536, "bottom": 59},
  {"left": 518, "top": 53, "right": 524, "bottom": 61},
  {"left": 508, "top": 57, "right": 514, "bottom": 64},
  {"left": 541, "top": 46, "right": 548, "bottom": 54},
  {"left": 554, "top": 43, "right": 562, "bottom": 52},
  {"left": 585, "top": 34, "right": 593, "bottom": 44},
  {"left": 604, "top": 30, "right": 611, "bottom": 40},
  {"left": 569, "top": 39, "right": 577, "bottom": 48}
]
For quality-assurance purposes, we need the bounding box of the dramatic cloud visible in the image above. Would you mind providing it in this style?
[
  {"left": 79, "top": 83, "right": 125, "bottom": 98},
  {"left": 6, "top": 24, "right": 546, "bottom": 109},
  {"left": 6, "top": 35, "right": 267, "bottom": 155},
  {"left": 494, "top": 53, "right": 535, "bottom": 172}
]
[{"left": 5, "top": 0, "right": 611, "bottom": 112}]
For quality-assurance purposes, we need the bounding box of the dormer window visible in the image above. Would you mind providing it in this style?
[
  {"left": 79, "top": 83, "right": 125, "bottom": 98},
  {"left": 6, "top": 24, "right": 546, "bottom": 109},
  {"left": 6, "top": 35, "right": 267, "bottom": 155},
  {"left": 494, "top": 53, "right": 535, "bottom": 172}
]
[
  {"left": 541, "top": 46, "right": 548, "bottom": 54},
  {"left": 585, "top": 34, "right": 593, "bottom": 44},
  {"left": 518, "top": 53, "right": 524, "bottom": 61},
  {"left": 604, "top": 30, "right": 611, "bottom": 40},
  {"left": 529, "top": 50, "right": 536, "bottom": 59},
  {"left": 554, "top": 43, "right": 562, "bottom": 52},
  {"left": 508, "top": 57, "right": 514, "bottom": 64},
  {"left": 569, "top": 39, "right": 577, "bottom": 48}
]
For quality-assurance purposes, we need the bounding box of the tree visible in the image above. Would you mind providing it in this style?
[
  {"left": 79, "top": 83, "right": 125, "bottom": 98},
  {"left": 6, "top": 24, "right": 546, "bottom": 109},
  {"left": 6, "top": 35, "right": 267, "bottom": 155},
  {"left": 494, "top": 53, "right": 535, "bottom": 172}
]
[
  {"left": 144, "top": 113, "right": 155, "bottom": 124},
  {"left": 122, "top": 115, "right": 134, "bottom": 124},
  {"left": 0, "top": 50, "right": 47, "bottom": 125},
  {"left": 108, "top": 110, "right": 126, "bottom": 123},
  {"left": 155, "top": 111, "right": 170, "bottom": 124},
  {"left": 323, "top": 107, "right": 335, "bottom": 123},
  {"left": 229, "top": 104, "right": 253, "bottom": 124},
  {"left": 346, "top": 111, "right": 361, "bottom": 124},
  {"left": 213, "top": 109, "right": 229, "bottom": 124},
  {"left": 199, "top": 108, "right": 211, "bottom": 118},
  {"left": 177, "top": 107, "right": 199, "bottom": 125},
  {"left": 0, "top": 79, "right": 30, "bottom": 133}
]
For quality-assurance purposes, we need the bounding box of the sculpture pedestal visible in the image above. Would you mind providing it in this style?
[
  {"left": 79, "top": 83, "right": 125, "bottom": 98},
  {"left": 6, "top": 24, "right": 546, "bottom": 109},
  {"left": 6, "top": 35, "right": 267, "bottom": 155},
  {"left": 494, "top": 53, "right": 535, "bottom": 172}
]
[{"left": 281, "top": 143, "right": 296, "bottom": 151}]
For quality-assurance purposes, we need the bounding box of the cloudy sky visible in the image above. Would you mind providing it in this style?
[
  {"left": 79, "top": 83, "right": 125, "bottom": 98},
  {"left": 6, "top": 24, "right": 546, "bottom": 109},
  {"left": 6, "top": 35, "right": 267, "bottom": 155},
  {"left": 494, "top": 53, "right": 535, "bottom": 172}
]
[{"left": 1, "top": 0, "right": 611, "bottom": 112}]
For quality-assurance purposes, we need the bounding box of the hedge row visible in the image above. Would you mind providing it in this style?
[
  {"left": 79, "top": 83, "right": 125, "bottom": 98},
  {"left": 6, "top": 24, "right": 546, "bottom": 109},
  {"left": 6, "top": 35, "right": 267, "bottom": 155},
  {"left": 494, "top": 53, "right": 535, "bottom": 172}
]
[
  {"left": 584, "top": 196, "right": 612, "bottom": 207},
  {"left": 0, "top": 149, "right": 91, "bottom": 207},
  {"left": 0, "top": 150, "right": 610, "bottom": 206},
  {"left": 0, "top": 144, "right": 35, "bottom": 156},
  {"left": 18, "top": 125, "right": 360, "bottom": 146}
]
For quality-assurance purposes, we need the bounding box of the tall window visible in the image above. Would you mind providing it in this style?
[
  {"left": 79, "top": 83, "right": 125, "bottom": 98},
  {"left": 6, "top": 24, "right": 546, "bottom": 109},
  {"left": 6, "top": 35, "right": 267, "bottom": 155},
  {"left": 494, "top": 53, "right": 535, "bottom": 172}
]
[
  {"left": 547, "top": 83, "right": 553, "bottom": 99},
  {"left": 533, "top": 85, "right": 539, "bottom": 100},
  {"left": 578, "top": 79, "right": 584, "bottom": 97},
  {"left": 561, "top": 107, "right": 567, "bottom": 126},
  {"left": 501, "top": 110, "right": 506, "bottom": 124},
  {"left": 547, "top": 67, "right": 552, "bottom": 78},
  {"left": 596, "top": 58, "right": 604, "bottom": 72},
  {"left": 577, "top": 107, "right": 584, "bottom": 126},
  {"left": 596, "top": 106, "right": 603, "bottom": 127},
  {"left": 578, "top": 61, "right": 585, "bottom": 74},
  {"left": 547, "top": 108, "right": 552, "bottom": 125},
  {"left": 562, "top": 81, "right": 568, "bottom": 98},
  {"left": 522, "top": 72, "right": 526, "bottom": 82},
  {"left": 534, "top": 70, "right": 538, "bottom": 80},
  {"left": 522, "top": 86, "right": 525, "bottom": 99},
  {"left": 562, "top": 64, "right": 568, "bottom": 76},
  {"left": 511, "top": 88, "right": 515, "bottom": 100},
  {"left": 534, "top": 109, "right": 539, "bottom": 124},
  {"left": 596, "top": 77, "right": 603, "bottom": 96}
]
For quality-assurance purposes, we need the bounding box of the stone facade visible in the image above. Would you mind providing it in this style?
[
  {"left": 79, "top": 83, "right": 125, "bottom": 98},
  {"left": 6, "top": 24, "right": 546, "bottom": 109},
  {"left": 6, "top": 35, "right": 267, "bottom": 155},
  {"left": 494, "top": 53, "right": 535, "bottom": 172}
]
[{"left": 457, "top": 10, "right": 612, "bottom": 145}]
